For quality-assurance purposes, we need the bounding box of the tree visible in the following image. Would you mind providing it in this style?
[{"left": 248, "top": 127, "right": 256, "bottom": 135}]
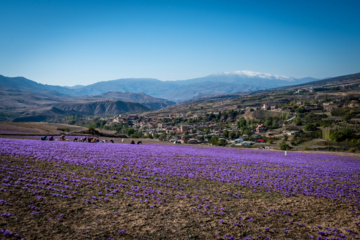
[
  {"left": 237, "top": 119, "right": 247, "bottom": 128},
  {"left": 217, "top": 139, "right": 227, "bottom": 146},
  {"left": 160, "top": 132, "right": 167, "bottom": 139},
  {"left": 229, "top": 131, "right": 237, "bottom": 140},
  {"left": 127, "top": 128, "right": 135, "bottom": 136},
  {"left": 280, "top": 139, "right": 291, "bottom": 150},
  {"left": 296, "top": 106, "right": 306, "bottom": 113},
  {"left": 209, "top": 136, "right": 219, "bottom": 145},
  {"left": 264, "top": 117, "right": 273, "bottom": 128},
  {"left": 330, "top": 129, "right": 355, "bottom": 142},
  {"left": 343, "top": 114, "right": 352, "bottom": 123},
  {"left": 130, "top": 130, "right": 143, "bottom": 138},
  {"left": 304, "top": 123, "right": 318, "bottom": 131},
  {"left": 284, "top": 134, "right": 288, "bottom": 141},
  {"left": 88, "top": 127, "right": 97, "bottom": 135},
  {"left": 222, "top": 130, "right": 229, "bottom": 138}
]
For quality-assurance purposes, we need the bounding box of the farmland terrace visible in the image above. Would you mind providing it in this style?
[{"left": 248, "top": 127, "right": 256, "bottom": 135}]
[{"left": 0, "top": 138, "right": 359, "bottom": 239}]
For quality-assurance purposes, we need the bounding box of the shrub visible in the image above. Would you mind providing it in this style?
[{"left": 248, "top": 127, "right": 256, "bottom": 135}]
[{"left": 349, "top": 148, "right": 356, "bottom": 153}]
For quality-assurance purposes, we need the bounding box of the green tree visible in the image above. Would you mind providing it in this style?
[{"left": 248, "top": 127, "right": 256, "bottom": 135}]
[
  {"left": 343, "top": 114, "right": 352, "bottom": 123},
  {"left": 217, "top": 139, "right": 227, "bottom": 146},
  {"left": 295, "top": 119, "right": 302, "bottom": 126},
  {"left": 280, "top": 140, "right": 291, "bottom": 150},
  {"left": 130, "top": 130, "right": 143, "bottom": 138},
  {"left": 295, "top": 106, "right": 306, "bottom": 113},
  {"left": 237, "top": 119, "right": 247, "bottom": 128},
  {"left": 229, "top": 131, "right": 237, "bottom": 140},
  {"left": 222, "top": 130, "right": 229, "bottom": 138},
  {"left": 127, "top": 128, "right": 135, "bottom": 136},
  {"left": 330, "top": 129, "right": 355, "bottom": 142},
  {"left": 209, "top": 135, "right": 219, "bottom": 145},
  {"left": 88, "top": 127, "right": 97, "bottom": 135},
  {"left": 304, "top": 123, "right": 318, "bottom": 131},
  {"left": 160, "top": 132, "right": 167, "bottom": 139}
]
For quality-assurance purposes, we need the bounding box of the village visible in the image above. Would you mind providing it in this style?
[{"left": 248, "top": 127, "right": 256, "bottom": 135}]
[
  {"left": 58, "top": 84, "right": 359, "bottom": 152},
  {"left": 92, "top": 103, "right": 311, "bottom": 147}
]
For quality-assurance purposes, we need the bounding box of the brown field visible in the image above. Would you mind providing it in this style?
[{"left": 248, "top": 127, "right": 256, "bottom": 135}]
[{"left": 0, "top": 122, "right": 88, "bottom": 135}]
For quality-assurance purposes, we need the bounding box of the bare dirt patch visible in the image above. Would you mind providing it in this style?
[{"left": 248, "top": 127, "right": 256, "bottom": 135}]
[{"left": 0, "top": 122, "right": 87, "bottom": 135}]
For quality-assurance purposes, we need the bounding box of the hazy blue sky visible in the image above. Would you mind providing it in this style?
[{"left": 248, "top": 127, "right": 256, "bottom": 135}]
[{"left": 1, "top": 0, "right": 359, "bottom": 86}]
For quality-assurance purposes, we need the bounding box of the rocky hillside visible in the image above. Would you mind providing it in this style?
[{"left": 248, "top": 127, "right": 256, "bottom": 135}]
[{"left": 53, "top": 100, "right": 150, "bottom": 116}]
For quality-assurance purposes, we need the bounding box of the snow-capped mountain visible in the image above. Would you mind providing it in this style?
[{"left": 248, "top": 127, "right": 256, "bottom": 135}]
[{"left": 216, "top": 70, "right": 295, "bottom": 81}]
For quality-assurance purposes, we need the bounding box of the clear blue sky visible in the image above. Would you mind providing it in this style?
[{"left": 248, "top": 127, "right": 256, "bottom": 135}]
[{"left": 1, "top": 0, "right": 359, "bottom": 86}]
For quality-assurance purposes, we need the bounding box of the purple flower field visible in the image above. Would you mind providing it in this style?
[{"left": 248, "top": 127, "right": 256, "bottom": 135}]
[{"left": 0, "top": 138, "right": 359, "bottom": 239}]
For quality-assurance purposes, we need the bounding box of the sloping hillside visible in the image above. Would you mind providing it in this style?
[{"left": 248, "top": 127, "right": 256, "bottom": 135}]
[{"left": 53, "top": 100, "right": 150, "bottom": 116}]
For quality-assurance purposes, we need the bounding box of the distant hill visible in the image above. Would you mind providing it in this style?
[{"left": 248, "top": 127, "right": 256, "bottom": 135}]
[
  {"left": 171, "top": 72, "right": 360, "bottom": 107},
  {"left": 0, "top": 71, "right": 317, "bottom": 102},
  {"left": 0, "top": 76, "right": 174, "bottom": 121},
  {"left": 91, "top": 92, "right": 175, "bottom": 110},
  {"left": 0, "top": 75, "right": 72, "bottom": 95},
  {"left": 67, "top": 71, "right": 316, "bottom": 102},
  {"left": 52, "top": 100, "right": 150, "bottom": 116}
]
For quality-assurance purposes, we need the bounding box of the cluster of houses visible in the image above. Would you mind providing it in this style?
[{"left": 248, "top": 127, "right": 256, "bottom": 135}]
[
  {"left": 95, "top": 98, "right": 314, "bottom": 146},
  {"left": 100, "top": 112, "right": 283, "bottom": 146}
]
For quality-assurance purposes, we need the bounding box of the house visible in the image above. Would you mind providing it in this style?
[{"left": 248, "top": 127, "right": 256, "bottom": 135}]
[
  {"left": 128, "top": 114, "right": 138, "bottom": 120},
  {"left": 252, "top": 134, "right": 262, "bottom": 139},
  {"left": 234, "top": 138, "right": 244, "bottom": 143},
  {"left": 240, "top": 141, "right": 255, "bottom": 146},
  {"left": 283, "top": 130, "right": 299, "bottom": 136},
  {"left": 262, "top": 104, "right": 270, "bottom": 110},
  {"left": 256, "top": 124, "right": 267, "bottom": 133},
  {"left": 256, "top": 139, "right": 265, "bottom": 143},
  {"left": 180, "top": 125, "right": 189, "bottom": 133},
  {"left": 295, "top": 89, "right": 307, "bottom": 94}
]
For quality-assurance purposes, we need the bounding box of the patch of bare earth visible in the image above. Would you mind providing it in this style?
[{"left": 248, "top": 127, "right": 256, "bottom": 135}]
[{"left": 0, "top": 122, "right": 87, "bottom": 135}]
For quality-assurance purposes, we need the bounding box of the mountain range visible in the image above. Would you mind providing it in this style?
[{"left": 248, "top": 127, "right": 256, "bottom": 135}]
[
  {"left": 0, "top": 71, "right": 317, "bottom": 102},
  {"left": 0, "top": 70, "right": 322, "bottom": 121}
]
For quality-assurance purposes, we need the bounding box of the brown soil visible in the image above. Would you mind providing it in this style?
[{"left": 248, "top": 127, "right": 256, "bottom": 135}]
[{"left": 0, "top": 122, "right": 87, "bottom": 135}]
